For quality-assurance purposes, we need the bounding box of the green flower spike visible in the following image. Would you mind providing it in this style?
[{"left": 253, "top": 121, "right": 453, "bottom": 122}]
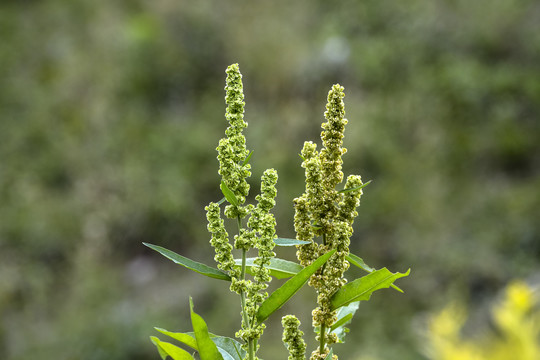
[
  {"left": 293, "top": 84, "right": 365, "bottom": 360},
  {"left": 206, "top": 202, "right": 239, "bottom": 277},
  {"left": 218, "top": 63, "right": 251, "bottom": 219},
  {"left": 282, "top": 315, "right": 307, "bottom": 360},
  {"left": 251, "top": 168, "right": 278, "bottom": 286},
  {"left": 236, "top": 169, "right": 279, "bottom": 350}
]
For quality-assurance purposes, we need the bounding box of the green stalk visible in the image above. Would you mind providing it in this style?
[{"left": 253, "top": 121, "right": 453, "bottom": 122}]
[
  {"left": 248, "top": 339, "right": 255, "bottom": 360},
  {"left": 238, "top": 215, "right": 250, "bottom": 328},
  {"left": 237, "top": 215, "right": 255, "bottom": 360},
  {"left": 319, "top": 324, "right": 326, "bottom": 356},
  {"left": 240, "top": 248, "right": 250, "bottom": 327},
  {"left": 319, "top": 231, "right": 328, "bottom": 356}
]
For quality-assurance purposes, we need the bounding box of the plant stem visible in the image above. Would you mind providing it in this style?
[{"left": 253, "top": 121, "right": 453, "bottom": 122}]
[
  {"left": 238, "top": 214, "right": 250, "bottom": 328},
  {"left": 237, "top": 215, "right": 255, "bottom": 360},
  {"left": 319, "top": 324, "right": 326, "bottom": 356},
  {"left": 320, "top": 232, "right": 328, "bottom": 357},
  {"left": 240, "top": 248, "right": 247, "bottom": 280},
  {"left": 248, "top": 339, "right": 255, "bottom": 360},
  {"left": 240, "top": 248, "right": 250, "bottom": 327}
]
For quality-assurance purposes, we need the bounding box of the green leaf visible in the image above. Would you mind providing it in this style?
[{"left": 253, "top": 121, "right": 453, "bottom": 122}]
[
  {"left": 346, "top": 253, "right": 375, "bottom": 272},
  {"left": 156, "top": 326, "right": 244, "bottom": 360},
  {"left": 179, "top": 332, "right": 245, "bottom": 360},
  {"left": 150, "top": 336, "right": 170, "bottom": 360},
  {"left": 234, "top": 257, "right": 302, "bottom": 279},
  {"left": 143, "top": 243, "right": 231, "bottom": 281},
  {"left": 346, "top": 253, "right": 404, "bottom": 293},
  {"left": 150, "top": 336, "right": 194, "bottom": 360},
  {"left": 314, "top": 301, "right": 358, "bottom": 343},
  {"left": 183, "top": 333, "right": 245, "bottom": 360},
  {"left": 330, "top": 313, "right": 353, "bottom": 332},
  {"left": 241, "top": 150, "right": 254, "bottom": 166},
  {"left": 330, "top": 268, "right": 410, "bottom": 310},
  {"left": 338, "top": 180, "right": 372, "bottom": 194},
  {"left": 274, "top": 238, "right": 311, "bottom": 246},
  {"left": 299, "top": 153, "right": 305, "bottom": 161},
  {"left": 220, "top": 181, "right": 238, "bottom": 206},
  {"left": 256, "top": 249, "right": 337, "bottom": 323},
  {"left": 330, "top": 301, "right": 359, "bottom": 343},
  {"left": 212, "top": 335, "right": 246, "bottom": 360},
  {"left": 324, "top": 348, "right": 334, "bottom": 360},
  {"left": 190, "top": 298, "right": 224, "bottom": 360},
  {"left": 155, "top": 328, "right": 198, "bottom": 350}
]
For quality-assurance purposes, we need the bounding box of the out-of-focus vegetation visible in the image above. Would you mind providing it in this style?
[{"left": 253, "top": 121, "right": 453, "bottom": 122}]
[
  {"left": 0, "top": 0, "right": 539, "bottom": 359},
  {"left": 423, "top": 280, "right": 540, "bottom": 360}
]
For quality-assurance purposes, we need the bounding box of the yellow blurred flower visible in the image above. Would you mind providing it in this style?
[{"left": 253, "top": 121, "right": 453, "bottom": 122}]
[{"left": 424, "top": 280, "right": 540, "bottom": 360}]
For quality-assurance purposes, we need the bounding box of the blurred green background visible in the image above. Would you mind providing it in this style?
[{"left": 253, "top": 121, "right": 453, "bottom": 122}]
[{"left": 1, "top": 0, "right": 539, "bottom": 359}]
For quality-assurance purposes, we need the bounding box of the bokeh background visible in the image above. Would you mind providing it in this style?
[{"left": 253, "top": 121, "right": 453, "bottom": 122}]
[{"left": 1, "top": 0, "right": 539, "bottom": 359}]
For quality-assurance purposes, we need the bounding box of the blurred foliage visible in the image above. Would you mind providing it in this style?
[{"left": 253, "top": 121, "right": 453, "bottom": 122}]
[
  {"left": 0, "top": 0, "right": 539, "bottom": 359},
  {"left": 423, "top": 280, "right": 540, "bottom": 360}
]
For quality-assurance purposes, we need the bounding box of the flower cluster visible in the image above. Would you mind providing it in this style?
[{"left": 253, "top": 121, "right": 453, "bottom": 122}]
[
  {"left": 293, "top": 84, "right": 365, "bottom": 359},
  {"left": 218, "top": 63, "right": 251, "bottom": 219},
  {"left": 237, "top": 169, "right": 279, "bottom": 347},
  {"left": 250, "top": 168, "right": 278, "bottom": 286},
  {"left": 282, "top": 315, "right": 307, "bottom": 360},
  {"left": 205, "top": 64, "right": 279, "bottom": 358},
  {"left": 206, "top": 202, "right": 239, "bottom": 278}
]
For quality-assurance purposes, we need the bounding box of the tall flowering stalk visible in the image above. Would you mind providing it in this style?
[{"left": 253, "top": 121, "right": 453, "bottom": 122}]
[
  {"left": 205, "top": 64, "right": 279, "bottom": 360},
  {"left": 294, "top": 85, "right": 365, "bottom": 360}
]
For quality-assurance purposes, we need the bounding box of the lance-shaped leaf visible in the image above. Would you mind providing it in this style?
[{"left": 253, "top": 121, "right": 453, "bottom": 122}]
[
  {"left": 256, "top": 249, "right": 336, "bottom": 323},
  {"left": 156, "top": 328, "right": 245, "bottom": 360},
  {"left": 234, "top": 257, "right": 302, "bottom": 279},
  {"left": 241, "top": 150, "right": 254, "bottom": 166},
  {"left": 331, "top": 268, "right": 410, "bottom": 310},
  {"left": 144, "top": 243, "right": 231, "bottom": 281},
  {"left": 191, "top": 333, "right": 245, "bottom": 360},
  {"left": 220, "top": 180, "right": 238, "bottom": 206},
  {"left": 314, "top": 301, "right": 359, "bottom": 343},
  {"left": 338, "top": 180, "right": 372, "bottom": 193},
  {"left": 346, "top": 253, "right": 404, "bottom": 293},
  {"left": 330, "top": 301, "right": 359, "bottom": 343},
  {"left": 211, "top": 335, "right": 245, "bottom": 360},
  {"left": 190, "top": 298, "right": 224, "bottom": 360},
  {"left": 273, "top": 238, "right": 311, "bottom": 246},
  {"left": 346, "top": 253, "right": 375, "bottom": 273},
  {"left": 150, "top": 336, "right": 194, "bottom": 360},
  {"left": 150, "top": 336, "right": 170, "bottom": 360},
  {"left": 155, "top": 328, "right": 198, "bottom": 350}
]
